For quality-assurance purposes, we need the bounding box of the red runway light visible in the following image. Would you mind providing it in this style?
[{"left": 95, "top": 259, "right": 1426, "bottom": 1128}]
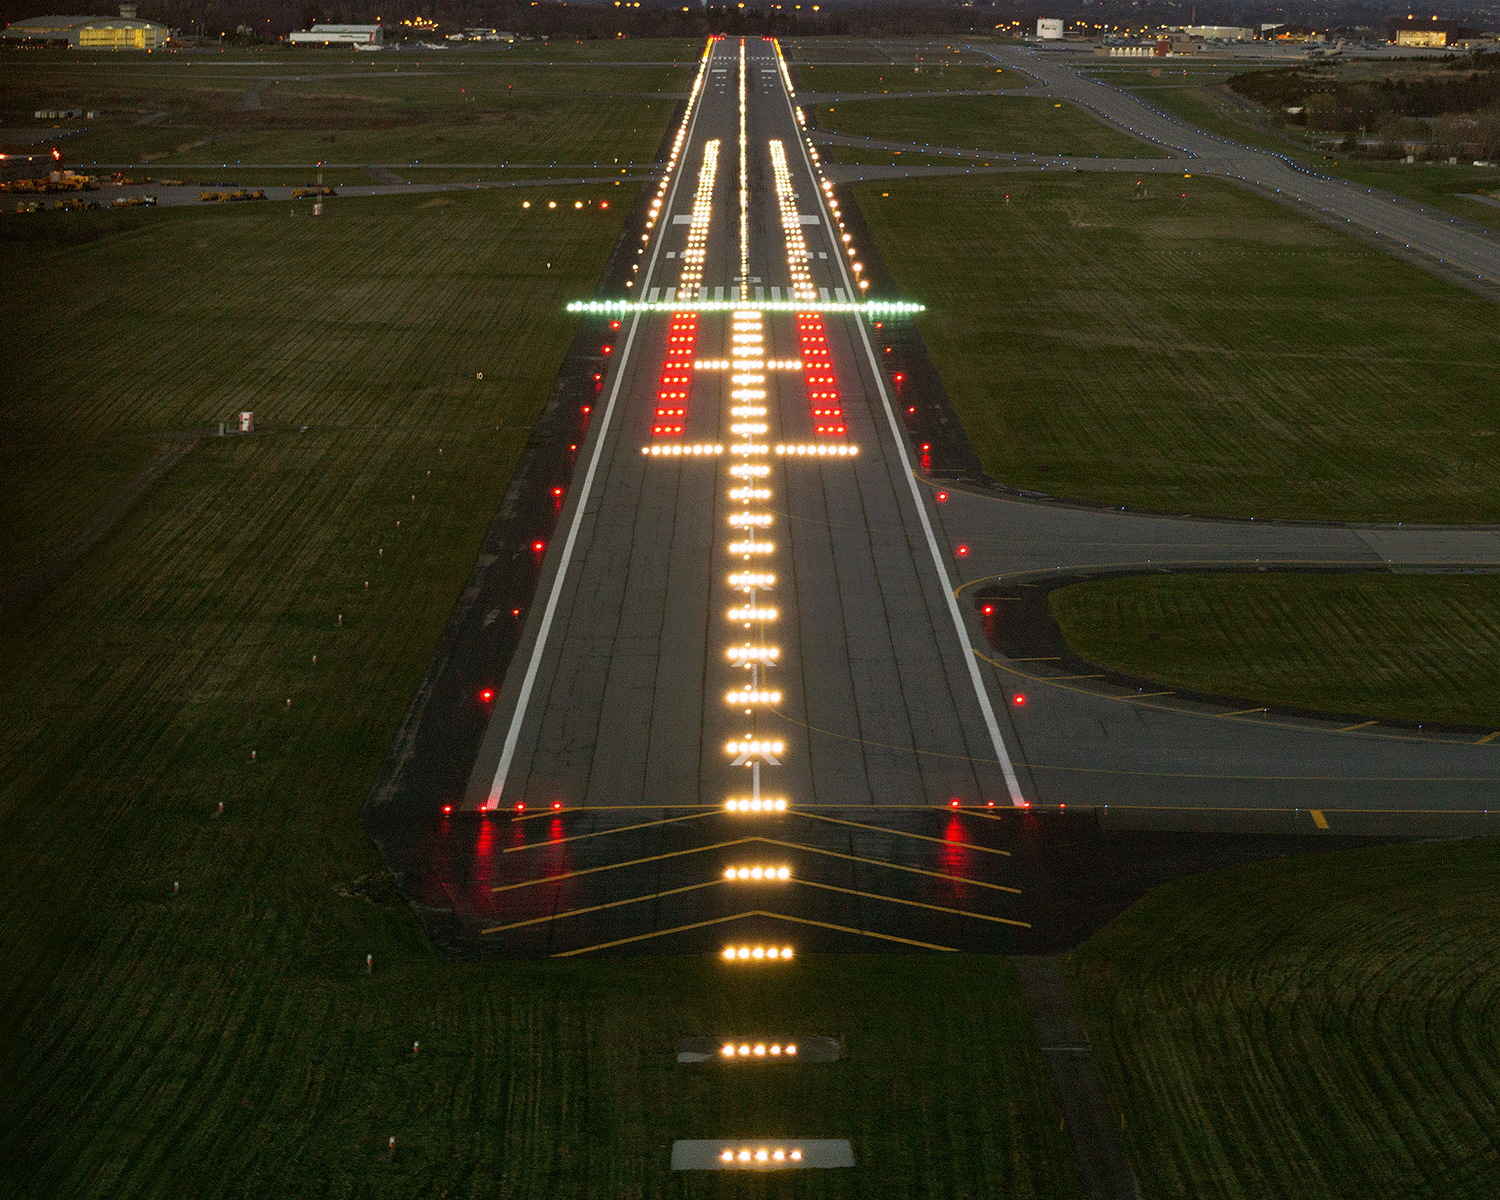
[
  {"left": 609, "top": 320, "right": 621, "bottom": 329},
  {"left": 921, "top": 443, "right": 931, "bottom": 452},
  {"left": 442, "top": 804, "right": 453, "bottom": 815},
  {"left": 986, "top": 800, "right": 996, "bottom": 808},
  {"left": 581, "top": 405, "right": 591, "bottom": 414},
  {"left": 1012, "top": 693, "right": 1026, "bottom": 707},
  {"left": 479, "top": 688, "right": 494, "bottom": 703},
  {"left": 894, "top": 373, "right": 905, "bottom": 384},
  {"left": 936, "top": 492, "right": 948, "bottom": 502},
  {"left": 532, "top": 541, "right": 546, "bottom": 553},
  {"left": 552, "top": 487, "right": 564, "bottom": 497},
  {"left": 955, "top": 544, "right": 969, "bottom": 557},
  {"left": 552, "top": 801, "right": 563, "bottom": 810},
  {"left": 982, "top": 605, "right": 993, "bottom": 615},
  {"left": 602, "top": 345, "right": 612, "bottom": 355},
  {"left": 512, "top": 608, "right": 521, "bottom": 616},
  {"left": 949, "top": 798, "right": 960, "bottom": 808},
  {"left": 514, "top": 802, "right": 526, "bottom": 813}
]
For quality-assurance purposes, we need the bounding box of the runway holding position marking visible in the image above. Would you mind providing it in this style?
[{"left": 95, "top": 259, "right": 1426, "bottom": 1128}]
[{"left": 450, "top": 38, "right": 1030, "bottom": 956}]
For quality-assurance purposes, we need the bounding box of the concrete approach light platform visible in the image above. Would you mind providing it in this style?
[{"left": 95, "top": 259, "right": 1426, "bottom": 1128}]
[
  {"left": 676, "top": 1035, "right": 842, "bottom": 1062},
  {"left": 671, "top": 1139, "right": 855, "bottom": 1169}
]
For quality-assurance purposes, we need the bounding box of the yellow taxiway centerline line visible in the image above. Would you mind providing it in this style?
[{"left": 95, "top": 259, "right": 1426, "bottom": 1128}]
[
  {"left": 502, "top": 809, "right": 715, "bottom": 853},
  {"left": 754, "top": 835, "right": 1020, "bottom": 893},
  {"left": 492, "top": 838, "right": 754, "bottom": 892},
  {"left": 551, "top": 908, "right": 962, "bottom": 957},
  {"left": 797, "top": 810, "right": 1012, "bottom": 855},
  {"left": 795, "top": 878, "right": 1030, "bottom": 928},
  {"left": 481, "top": 880, "right": 719, "bottom": 935}
]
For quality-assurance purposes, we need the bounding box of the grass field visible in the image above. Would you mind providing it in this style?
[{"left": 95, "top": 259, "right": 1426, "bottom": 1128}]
[
  {"left": 3, "top": 51, "right": 692, "bottom": 168},
  {"left": 1048, "top": 573, "right": 1500, "bottom": 728},
  {"left": 793, "top": 63, "right": 1027, "bottom": 93},
  {"left": 817, "top": 94, "right": 1164, "bottom": 157},
  {"left": 1069, "top": 838, "right": 1500, "bottom": 1199},
  {"left": 855, "top": 171, "right": 1500, "bottom": 521}
]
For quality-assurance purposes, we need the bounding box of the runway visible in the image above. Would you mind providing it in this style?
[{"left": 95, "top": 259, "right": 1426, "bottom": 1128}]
[
  {"left": 366, "top": 38, "right": 1500, "bottom": 960},
  {"left": 419, "top": 37, "right": 1032, "bottom": 956}
]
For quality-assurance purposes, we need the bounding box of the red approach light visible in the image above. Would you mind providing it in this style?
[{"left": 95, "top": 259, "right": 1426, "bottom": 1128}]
[
  {"left": 442, "top": 804, "right": 453, "bottom": 815},
  {"left": 921, "top": 443, "right": 931, "bottom": 453},
  {"left": 532, "top": 540, "right": 546, "bottom": 553},
  {"left": 949, "top": 798, "right": 960, "bottom": 808},
  {"left": 610, "top": 320, "right": 621, "bottom": 330},
  {"left": 581, "top": 405, "right": 592, "bottom": 415},
  {"left": 936, "top": 491, "right": 947, "bottom": 503},
  {"left": 894, "top": 373, "right": 905, "bottom": 384},
  {"left": 512, "top": 608, "right": 521, "bottom": 616},
  {"left": 601, "top": 345, "right": 613, "bottom": 355},
  {"left": 986, "top": 800, "right": 996, "bottom": 808},
  {"left": 907, "top": 406, "right": 916, "bottom": 415},
  {"left": 552, "top": 486, "right": 564, "bottom": 497},
  {"left": 955, "top": 544, "right": 969, "bottom": 557},
  {"left": 982, "top": 605, "right": 994, "bottom": 615},
  {"left": 514, "top": 802, "right": 526, "bottom": 813},
  {"left": 479, "top": 688, "right": 494, "bottom": 703},
  {"left": 552, "top": 801, "right": 563, "bottom": 811},
  {"left": 594, "top": 373, "right": 603, "bottom": 382},
  {"left": 1012, "top": 693, "right": 1026, "bottom": 707}
]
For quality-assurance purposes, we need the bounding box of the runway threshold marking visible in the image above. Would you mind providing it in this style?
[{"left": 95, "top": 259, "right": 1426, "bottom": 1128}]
[
  {"left": 502, "top": 810, "right": 715, "bottom": 853},
  {"left": 480, "top": 879, "right": 719, "bottom": 935},
  {"left": 796, "top": 878, "right": 1030, "bottom": 928},
  {"left": 1309, "top": 809, "right": 1330, "bottom": 830},
  {"left": 797, "top": 810, "right": 1012, "bottom": 855},
  {"left": 492, "top": 837, "right": 756, "bottom": 891},
  {"left": 551, "top": 908, "right": 961, "bottom": 957}
]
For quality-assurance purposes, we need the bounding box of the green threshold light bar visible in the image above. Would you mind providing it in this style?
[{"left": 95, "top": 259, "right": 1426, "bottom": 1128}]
[{"left": 566, "top": 299, "right": 925, "bottom": 316}]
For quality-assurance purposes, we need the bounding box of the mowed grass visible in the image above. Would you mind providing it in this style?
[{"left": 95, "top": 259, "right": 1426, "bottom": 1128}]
[
  {"left": 0, "top": 186, "right": 621, "bottom": 582},
  {"left": 0, "top": 143, "right": 1079, "bottom": 1200},
  {"left": 794, "top": 63, "right": 1027, "bottom": 93},
  {"left": 1048, "top": 573, "right": 1500, "bottom": 728},
  {"left": 857, "top": 172, "right": 1500, "bottom": 520},
  {"left": 819, "top": 94, "right": 1163, "bottom": 157},
  {"left": 1069, "top": 838, "right": 1500, "bottom": 1199},
  {"left": 3, "top": 52, "right": 691, "bottom": 166}
]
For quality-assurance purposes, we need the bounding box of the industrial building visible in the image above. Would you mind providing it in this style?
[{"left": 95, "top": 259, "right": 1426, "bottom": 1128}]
[
  {"left": 287, "top": 23, "right": 383, "bottom": 47},
  {"left": 1387, "top": 17, "right": 1483, "bottom": 46},
  {"left": 1, "top": 11, "right": 168, "bottom": 49}
]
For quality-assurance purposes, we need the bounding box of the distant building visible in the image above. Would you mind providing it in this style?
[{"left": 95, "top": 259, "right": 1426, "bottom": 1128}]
[
  {"left": 1387, "top": 17, "right": 1482, "bottom": 47},
  {"left": 2, "top": 13, "right": 168, "bottom": 49},
  {"left": 1036, "top": 17, "right": 1064, "bottom": 39},
  {"left": 1175, "top": 25, "right": 1253, "bottom": 42},
  {"left": 287, "top": 23, "right": 383, "bottom": 47}
]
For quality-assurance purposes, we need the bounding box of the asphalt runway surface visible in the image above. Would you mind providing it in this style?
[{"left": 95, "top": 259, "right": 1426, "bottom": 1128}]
[{"left": 368, "top": 37, "right": 1500, "bottom": 960}]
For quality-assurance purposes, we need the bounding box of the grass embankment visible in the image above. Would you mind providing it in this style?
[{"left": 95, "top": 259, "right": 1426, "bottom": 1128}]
[
  {"left": 0, "top": 160, "right": 1078, "bottom": 1200},
  {"left": 1049, "top": 574, "right": 1500, "bottom": 728},
  {"left": 794, "top": 63, "right": 1026, "bottom": 93},
  {"left": 857, "top": 172, "right": 1500, "bottom": 521},
  {"left": 819, "top": 94, "right": 1163, "bottom": 157},
  {"left": 1070, "top": 839, "right": 1500, "bottom": 1199}
]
